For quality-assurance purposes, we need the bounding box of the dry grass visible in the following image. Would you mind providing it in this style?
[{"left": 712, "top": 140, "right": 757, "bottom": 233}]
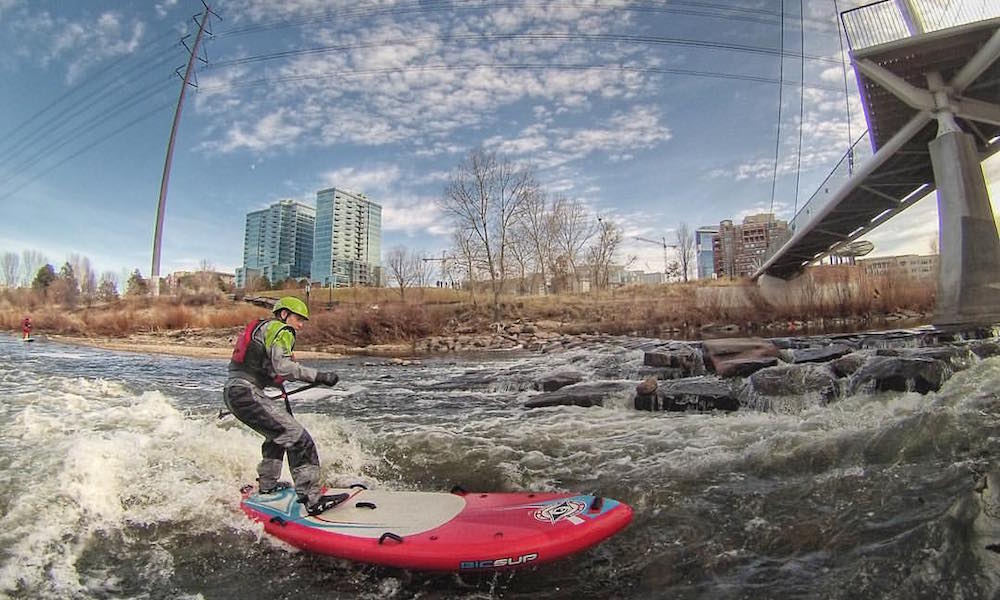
[{"left": 2, "top": 267, "right": 937, "bottom": 345}]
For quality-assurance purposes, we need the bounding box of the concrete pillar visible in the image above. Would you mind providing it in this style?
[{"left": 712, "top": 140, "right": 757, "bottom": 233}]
[{"left": 930, "top": 130, "right": 1000, "bottom": 325}]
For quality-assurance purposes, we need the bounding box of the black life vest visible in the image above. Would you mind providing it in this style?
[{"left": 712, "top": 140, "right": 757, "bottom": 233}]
[{"left": 230, "top": 318, "right": 295, "bottom": 386}]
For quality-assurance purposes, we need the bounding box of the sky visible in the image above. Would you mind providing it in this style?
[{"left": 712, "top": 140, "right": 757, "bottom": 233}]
[{"left": 0, "top": 0, "right": 997, "bottom": 284}]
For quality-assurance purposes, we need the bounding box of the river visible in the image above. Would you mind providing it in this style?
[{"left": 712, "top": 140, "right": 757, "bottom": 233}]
[{"left": 1, "top": 333, "right": 998, "bottom": 599}]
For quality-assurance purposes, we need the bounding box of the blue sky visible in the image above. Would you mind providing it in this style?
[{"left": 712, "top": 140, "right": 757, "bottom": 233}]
[{"left": 0, "top": 0, "right": 996, "bottom": 282}]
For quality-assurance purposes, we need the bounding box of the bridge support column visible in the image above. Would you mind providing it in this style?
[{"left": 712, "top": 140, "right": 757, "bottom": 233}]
[{"left": 930, "top": 130, "right": 1000, "bottom": 325}]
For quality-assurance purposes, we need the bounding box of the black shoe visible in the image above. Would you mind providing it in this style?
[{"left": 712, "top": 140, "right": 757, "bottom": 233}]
[
  {"left": 305, "top": 493, "right": 349, "bottom": 515},
  {"left": 259, "top": 481, "right": 292, "bottom": 495}
]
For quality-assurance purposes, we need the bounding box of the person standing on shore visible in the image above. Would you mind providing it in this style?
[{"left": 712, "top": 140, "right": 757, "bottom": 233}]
[
  {"left": 223, "top": 296, "right": 345, "bottom": 516},
  {"left": 21, "top": 316, "right": 31, "bottom": 340}
]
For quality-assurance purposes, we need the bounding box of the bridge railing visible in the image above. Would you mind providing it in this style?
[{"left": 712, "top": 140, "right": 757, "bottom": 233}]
[
  {"left": 762, "top": 131, "right": 875, "bottom": 265},
  {"left": 842, "top": 0, "right": 1000, "bottom": 51}
]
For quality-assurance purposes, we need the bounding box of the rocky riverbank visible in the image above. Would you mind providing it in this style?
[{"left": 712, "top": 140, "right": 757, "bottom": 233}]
[{"left": 524, "top": 324, "right": 1000, "bottom": 411}]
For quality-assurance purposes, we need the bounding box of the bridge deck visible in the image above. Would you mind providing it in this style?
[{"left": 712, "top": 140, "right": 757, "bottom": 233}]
[{"left": 757, "top": 17, "right": 1000, "bottom": 280}]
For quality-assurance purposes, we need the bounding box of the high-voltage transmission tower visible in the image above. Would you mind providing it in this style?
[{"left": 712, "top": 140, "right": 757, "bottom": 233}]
[{"left": 151, "top": 1, "right": 219, "bottom": 291}]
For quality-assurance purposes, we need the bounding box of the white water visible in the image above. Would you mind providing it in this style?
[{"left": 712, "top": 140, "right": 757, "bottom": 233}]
[{"left": 1, "top": 334, "right": 998, "bottom": 599}]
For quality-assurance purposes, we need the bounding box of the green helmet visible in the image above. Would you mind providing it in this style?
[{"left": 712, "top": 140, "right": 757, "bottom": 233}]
[{"left": 273, "top": 296, "right": 309, "bottom": 320}]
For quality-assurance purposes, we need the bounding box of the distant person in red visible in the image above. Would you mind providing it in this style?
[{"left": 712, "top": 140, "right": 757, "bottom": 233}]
[{"left": 21, "top": 316, "right": 32, "bottom": 340}]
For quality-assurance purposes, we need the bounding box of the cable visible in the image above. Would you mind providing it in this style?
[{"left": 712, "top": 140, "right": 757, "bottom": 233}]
[
  {"left": 834, "top": 0, "right": 854, "bottom": 172},
  {"left": 0, "top": 101, "right": 175, "bottom": 203},
  {"left": 202, "top": 62, "right": 840, "bottom": 94},
  {"left": 0, "top": 30, "right": 179, "bottom": 160},
  {"left": 769, "top": 0, "right": 786, "bottom": 217},
  {"left": 0, "top": 53, "right": 179, "bottom": 174},
  {"left": 206, "top": 31, "right": 841, "bottom": 73},
  {"left": 793, "top": 0, "right": 805, "bottom": 215}
]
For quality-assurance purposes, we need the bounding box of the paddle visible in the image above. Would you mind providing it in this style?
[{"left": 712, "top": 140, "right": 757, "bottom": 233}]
[{"left": 218, "top": 382, "right": 322, "bottom": 419}]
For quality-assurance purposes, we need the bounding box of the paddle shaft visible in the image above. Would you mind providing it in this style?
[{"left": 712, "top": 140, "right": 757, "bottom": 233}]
[{"left": 218, "top": 382, "right": 321, "bottom": 419}]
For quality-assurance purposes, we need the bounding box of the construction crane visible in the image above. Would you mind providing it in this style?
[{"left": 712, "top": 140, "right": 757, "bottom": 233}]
[
  {"left": 422, "top": 251, "right": 455, "bottom": 288},
  {"left": 634, "top": 236, "right": 677, "bottom": 274}
]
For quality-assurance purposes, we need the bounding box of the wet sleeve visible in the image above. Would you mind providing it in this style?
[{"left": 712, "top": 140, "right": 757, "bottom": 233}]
[{"left": 267, "top": 328, "right": 320, "bottom": 383}]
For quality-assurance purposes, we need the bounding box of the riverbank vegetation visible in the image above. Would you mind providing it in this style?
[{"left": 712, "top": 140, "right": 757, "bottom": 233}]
[{"left": 1, "top": 265, "right": 935, "bottom": 348}]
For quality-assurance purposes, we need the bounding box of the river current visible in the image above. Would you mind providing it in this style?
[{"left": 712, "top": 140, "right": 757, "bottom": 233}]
[{"left": 1, "top": 333, "right": 998, "bottom": 599}]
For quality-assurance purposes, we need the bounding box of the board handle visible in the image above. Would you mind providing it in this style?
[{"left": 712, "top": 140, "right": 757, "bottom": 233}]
[
  {"left": 378, "top": 532, "right": 404, "bottom": 545},
  {"left": 355, "top": 501, "right": 377, "bottom": 510}
]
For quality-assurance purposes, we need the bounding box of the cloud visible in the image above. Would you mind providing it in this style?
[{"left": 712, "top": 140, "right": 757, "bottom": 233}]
[
  {"left": 204, "top": 109, "right": 305, "bottom": 152},
  {"left": 155, "top": 0, "right": 178, "bottom": 18},
  {"left": 319, "top": 164, "right": 401, "bottom": 195}
]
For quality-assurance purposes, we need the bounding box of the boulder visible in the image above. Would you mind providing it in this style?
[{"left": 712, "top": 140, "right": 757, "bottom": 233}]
[
  {"left": 534, "top": 370, "right": 584, "bottom": 392},
  {"left": 830, "top": 352, "right": 868, "bottom": 378},
  {"left": 848, "top": 356, "right": 950, "bottom": 395},
  {"left": 642, "top": 342, "right": 706, "bottom": 377},
  {"left": 902, "top": 346, "right": 975, "bottom": 371},
  {"left": 525, "top": 381, "right": 635, "bottom": 409},
  {"left": 786, "top": 343, "right": 854, "bottom": 364},
  {"left": 635, "top": 376, "right": 741, "bottom": 412},
  {"left": 970, "top": 340, "right": 1000, "bottom": 359},
  {"left": 635, "top": 366, "right": 687, "bottom": 381},
  {"left": 749, "top": 364, "right": 839, "bottom": 403},
  {"left": 635, "top": 376, "right": 658, "bottom": 395},
  {"left": 702, "top": 337, "right": 779, "bottom": 378}
]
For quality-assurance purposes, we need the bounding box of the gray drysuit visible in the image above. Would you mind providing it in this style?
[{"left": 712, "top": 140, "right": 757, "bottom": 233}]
[{"left": 223, "top": 319, "right": 325, "bottom": 506}]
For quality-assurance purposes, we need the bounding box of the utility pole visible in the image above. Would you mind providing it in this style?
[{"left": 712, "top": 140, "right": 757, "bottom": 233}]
[{"left": 151, "top": 1, "right": 219, "bottom": 294}]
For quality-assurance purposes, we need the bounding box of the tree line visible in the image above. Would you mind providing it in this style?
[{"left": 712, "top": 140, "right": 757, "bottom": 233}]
[
  {"left": 1, "top": 251, "right": 230, "bottom": 307},
  {"left": 386, "top": 149, "right": 696, "bottom": 321}
]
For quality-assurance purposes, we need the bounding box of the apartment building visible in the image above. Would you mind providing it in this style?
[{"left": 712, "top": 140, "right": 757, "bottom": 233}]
[
  {"left": 236, "top": 199, "right": 315, "bottom": 288},
  {"left": 713, "top": 214, "right": 789, "bottom": 278},
  {"left": 311, "top": 187, "right": 383, "bottom": 287}
]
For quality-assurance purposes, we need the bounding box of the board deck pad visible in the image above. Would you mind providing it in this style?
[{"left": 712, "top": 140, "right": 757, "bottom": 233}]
[{"left": 241, "top": 485, "right": 633, "bottom": 571}]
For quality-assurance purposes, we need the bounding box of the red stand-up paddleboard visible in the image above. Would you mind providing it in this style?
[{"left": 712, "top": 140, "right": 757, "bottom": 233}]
[{"left": 240, "top": 484, "right": 633, "bottom": 571}]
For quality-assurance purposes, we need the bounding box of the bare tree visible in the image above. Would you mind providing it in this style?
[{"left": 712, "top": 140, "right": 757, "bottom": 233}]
[
  {"left": 506, "top": 224, "right": 535, "bottom": 294},
  {"left": 385, "top": 245, "right": 420, "bottom": 300},
  {"left": 513, "top": 188, "right": 554, "bottom": 295},
  {"left": 587, "top": 218, "right": 624, "bottom": 290},
  {"left": 196, "top": 258, "right": 217, "bottom": 292},
  {"left": 69, "top": 254, "right": 97, "bottom": 299},
  {"left": 21, "top": 250, "right": 46, "bottom": 287},
  {"left": 675, "top": 222, "right": 695, "bottom": 283},
  {"left": 1, "top": 252, "right": 19, "bottom": 287},
  {"left": 439, "top": 149, "right": 536, "bottom": 321},
  {"left": 452, "top": 229, "right": 479, "bottom": 304},
  {"left": 550, "top": 196, "right": 596, "bottom": 292}
]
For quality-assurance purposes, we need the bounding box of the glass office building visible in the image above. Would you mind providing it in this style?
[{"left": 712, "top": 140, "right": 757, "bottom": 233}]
[
  {"left": 236, "top": 199, "right": 315, "bottom": 288},
  {"left": 311, "top": 188, "right": 382, "bottom": 287},
  {"left": 695, "top": 225, "right": 719, "bottom": 280}
]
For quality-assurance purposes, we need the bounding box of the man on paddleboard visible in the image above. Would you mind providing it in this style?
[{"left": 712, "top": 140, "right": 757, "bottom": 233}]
[
  {"left": 21, "top": 315, "right": 31, "bottom": 340},
  {"left": 223, "top": 296, "right": 346, "bottom": 515}
]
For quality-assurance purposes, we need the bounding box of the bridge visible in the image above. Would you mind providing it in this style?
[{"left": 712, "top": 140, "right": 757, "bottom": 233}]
[{"left": 754, "top": 1, "right": 1000, "bottom": 325}]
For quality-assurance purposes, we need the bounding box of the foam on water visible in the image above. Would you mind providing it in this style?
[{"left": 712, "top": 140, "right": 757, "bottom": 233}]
[
  {"left": 1, "top": 336, "right": 998, "bottom": 598},
  {"left": 0, "top": 365, "right": 382, "bottom": 597}
]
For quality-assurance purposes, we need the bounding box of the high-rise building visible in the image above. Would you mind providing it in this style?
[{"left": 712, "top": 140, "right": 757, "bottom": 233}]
[
  {"left": 695, "top": 225, "right": 719, "bottom": 279},
  {"left": 713, "top": 214, "right": 789, "bottom": 278},
  {"left": 311, "top": 187, "right": 382, "bottom": 287},
  {"left": 236, "top": 199, "right": 315, "bottom": 288}
]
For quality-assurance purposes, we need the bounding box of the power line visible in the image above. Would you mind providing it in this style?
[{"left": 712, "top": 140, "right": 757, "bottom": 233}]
[
  {"left": 0, "top": 101, "right": 175, "bottom": 204},
  {"left": 793, "top": 0, "right": 805, "bottom": 215},
  {"left": 205, "top": 31, "right": 842, "bottom": 73},
  {"left": 213, "top": 0, "right": 837, "bottom": 39},
  {"left": 769, "top": 0, "right": 786, "bottom": 217},
  {"left": 0, "top": 31, "right": 180, "bottom": 161},
  {"left": 200, "top": 62, "right": 841, "bottom": 94}
]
